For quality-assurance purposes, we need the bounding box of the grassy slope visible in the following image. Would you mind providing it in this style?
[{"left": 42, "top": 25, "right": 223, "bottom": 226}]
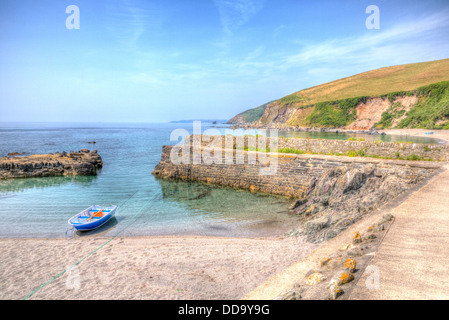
[
  {"left": 277, "top": 58, "right": 449, "bottom": 109},
  {"left": 228, "top": 58, "right": 449, "bottom": 128},
  {"left": 227, "top": 100, "right": 276, "bottom": 124}
]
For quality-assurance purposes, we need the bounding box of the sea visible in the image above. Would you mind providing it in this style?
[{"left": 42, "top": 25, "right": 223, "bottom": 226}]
[{"left": 0, "top": 122, "right": 441, "bottom": 239}]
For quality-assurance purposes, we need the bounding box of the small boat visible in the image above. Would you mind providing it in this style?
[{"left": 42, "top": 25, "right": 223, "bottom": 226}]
[{"left": 68, "top": 205, "right": 118, "bottom": 231}]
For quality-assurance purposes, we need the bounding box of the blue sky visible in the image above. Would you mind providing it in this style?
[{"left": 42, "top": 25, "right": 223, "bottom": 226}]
[{"left": 1, "top": 0, "right": 449, "bottom": 123}]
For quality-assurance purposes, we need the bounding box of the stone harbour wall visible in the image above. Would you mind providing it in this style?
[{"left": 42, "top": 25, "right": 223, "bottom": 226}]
[
  {"left": 152, "top": 144, "right": 441, "bottom": 199},
  {"left": 153, "top": 138, "right": 441, "bottom": 243},
  {"left": 186, "top": 135, "right": 449, "bottom": 161}
]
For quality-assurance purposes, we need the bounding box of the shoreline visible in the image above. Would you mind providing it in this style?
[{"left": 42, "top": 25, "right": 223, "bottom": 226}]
[
  {"left": 381, "top": 128, "right": 449, "bottom": 143},
  {"left": 230, "top": 124, "right": 449, "bottom": 144},
  {"left": 2, "top": 128, "right": 449, "bottom": 300}
]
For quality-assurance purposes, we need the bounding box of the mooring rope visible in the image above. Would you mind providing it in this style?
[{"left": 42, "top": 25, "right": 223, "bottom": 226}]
[{"left": 22, "top": 190, "right": 160, "bottom": 300}]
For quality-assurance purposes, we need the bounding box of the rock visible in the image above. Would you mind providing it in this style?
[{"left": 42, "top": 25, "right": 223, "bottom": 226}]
[
  {"left": 368, "top": 223, "right": 385, "bottom": 233},
  {"left": 343, "top": 171, "right": 367, "bottom": 193},
  {"left": 289, "top": 198, "right": 307, "bottom": 210},
  {"left": 339, "top": 243, "right": 356, "bottom": 252},
  {"left": 306, "top": 272, "right": 326, "bottom": 285},
  {"left": 320, "top": 257, "right": 331, "bottom": 267},
  {"left": 305, "top": 204, "right": 318, "bottom": 216},
  {"left": 306, "top": 178, "right": 318, "bottom": 196},
  {"left": 329, "top": 284, "right": 343, "bottom": 300},
  {"left": 346, "top": 247, "right": 363, "bottom": 258},
  {"left": 366, "top": 234, "right": 377, "bottom": 240},
  {"left": 305, "top": 269, "right": 319, "bottom": 278},
  {"left": 344, "top": 259, "right": 357, "bottom": 273},
  {"left": 382, "top": 213, "right": 394, "bottom": 222},
  {"left": 329, "top": 271, "right": 354, "bottom": 287},
  {"left": 0, "top": 151, "right": 103, "bottom": 180},
  {"left": 276, "top": 289, "right": 299, "bottom": 300},
  {"left": 303, "top": 217, "right": 330, "bottom": 234},
  {"left": 352, "top": 231, "right": 362, "bottom": 244}
]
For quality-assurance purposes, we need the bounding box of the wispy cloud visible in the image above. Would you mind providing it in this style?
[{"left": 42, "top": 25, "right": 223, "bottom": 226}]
[
  {"left": 120, "top": 9, "right": 449, "bottom": 96},
  {"left": 214, "top": 0, "right": 265, "bottom": 35},
  {"left": 105, "top": 0, "right": 166, "bottom": 49},
  {"left": 213, "top": 0, "right": 265, "bottom": 52},
  {"left": 281, "top": 10, "right": 449, "bottom": 72}
]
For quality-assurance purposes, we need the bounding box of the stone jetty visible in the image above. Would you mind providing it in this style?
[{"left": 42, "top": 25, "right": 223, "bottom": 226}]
[{"left": 0, "top": 149, "right": 103, "bottom": 179}]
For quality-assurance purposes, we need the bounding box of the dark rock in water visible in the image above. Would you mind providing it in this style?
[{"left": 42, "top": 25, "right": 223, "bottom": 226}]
[
  {"left": 0, "top": 150, "right": 103, "bottom": 180},
  {"left": 7, "top": 152, "right": 26, "bottom": 156}
]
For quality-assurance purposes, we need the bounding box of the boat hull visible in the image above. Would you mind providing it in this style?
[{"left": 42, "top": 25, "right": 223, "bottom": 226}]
[{"left": 68, "top": 205, "right": 118, "bottom": 231}]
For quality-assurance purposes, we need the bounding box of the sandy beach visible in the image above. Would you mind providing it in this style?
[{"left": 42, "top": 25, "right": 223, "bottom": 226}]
[
  {"left": 382, "top": 128, "right": 449, "bottom": 143},
  {"left": 0, "top": 235, "right": 316, "bottom": 300}
]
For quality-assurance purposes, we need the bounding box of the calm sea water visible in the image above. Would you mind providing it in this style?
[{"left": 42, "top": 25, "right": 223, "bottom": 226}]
[
  {"left": 0, "top": 122, "right": 299, "bottom": 239},
  {"left": 0, "top": 122, "right": 441, "bottom": 239}
]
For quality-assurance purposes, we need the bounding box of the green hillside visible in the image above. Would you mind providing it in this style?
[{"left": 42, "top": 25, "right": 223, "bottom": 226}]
[
  {"left": 276, "top": 58, "right": 449, "bottom": 109},
  {"left": 228, "top": 58, "right": 449, "bottom": 129},
  {"left": 227, "top": 100, "right": 276, "bottom": 124}
]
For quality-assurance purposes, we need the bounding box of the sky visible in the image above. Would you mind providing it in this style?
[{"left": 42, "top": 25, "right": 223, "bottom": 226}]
[{"left": 0, "top": 0, "right": 449, "bottom": 123}]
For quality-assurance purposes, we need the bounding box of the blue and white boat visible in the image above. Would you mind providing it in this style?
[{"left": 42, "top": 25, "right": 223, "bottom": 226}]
[{"left": 68, "top": 205, "right": 118, "bottom": 231}]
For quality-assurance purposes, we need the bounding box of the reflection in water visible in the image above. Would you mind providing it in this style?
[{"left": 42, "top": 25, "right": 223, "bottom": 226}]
[
  {"left": 0, "top": 175, "right": 98, "bottom": 193},
  {"left": 73, "top": 216, "right": 120, "bottom": 238},
  {"left": 156, "top": 178, "right": 292, "bottom": 223}
]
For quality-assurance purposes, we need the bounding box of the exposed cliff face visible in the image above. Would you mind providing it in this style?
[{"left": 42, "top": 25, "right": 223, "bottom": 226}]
[
  {"left": 0, "top": 149, "right": 103, "bottom": 179},
  {"left": 245, "top": 81, "right": 449, "bottom": 130}
]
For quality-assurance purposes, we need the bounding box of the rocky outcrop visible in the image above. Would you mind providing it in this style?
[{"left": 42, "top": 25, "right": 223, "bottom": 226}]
[
  {"left": 0, "top": 150, "right": 103, "bottom": 179},
  {"left": 287, "top": 163, "right": 432, "bottom": 243}
]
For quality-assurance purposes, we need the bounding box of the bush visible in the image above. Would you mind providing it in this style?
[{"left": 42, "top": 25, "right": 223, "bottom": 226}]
[{"left": 406, "top": 154, "right": 421, "bottom": 161}]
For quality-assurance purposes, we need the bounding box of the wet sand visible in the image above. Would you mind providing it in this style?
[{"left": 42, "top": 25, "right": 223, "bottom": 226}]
[{"left": 0, "top": 235, "right": 316, "bottom": 300}]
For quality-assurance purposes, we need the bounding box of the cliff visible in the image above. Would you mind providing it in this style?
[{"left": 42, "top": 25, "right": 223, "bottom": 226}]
[
  {"left": 227, "top": 101, "right": 276, "bottom": 124},
  {"left": 0, "top": 149, "right": 103, "bottom": 180},
  {"left": 228, "top": 58, "right": 449, "bottom": 130}
]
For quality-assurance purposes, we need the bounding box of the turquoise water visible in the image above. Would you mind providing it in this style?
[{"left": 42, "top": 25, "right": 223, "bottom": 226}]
[
  {"left": 0, "top": 122, "right": 442, "bottom": 239},
  {"left": 0, "top": 122, "right": 297, "bottom": 239}
]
